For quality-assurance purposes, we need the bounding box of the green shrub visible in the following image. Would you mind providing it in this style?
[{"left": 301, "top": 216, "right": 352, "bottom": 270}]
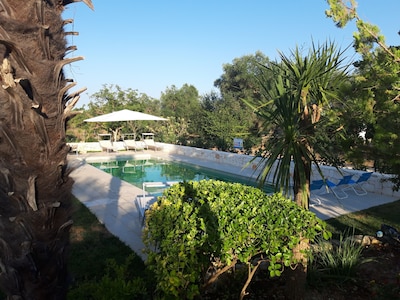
[{"left": 143, "top": 180, "right": 331, "bottom": 299}]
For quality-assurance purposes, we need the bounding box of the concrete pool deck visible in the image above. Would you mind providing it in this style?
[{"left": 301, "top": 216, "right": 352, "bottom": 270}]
[{"left": 68, "top": 150, "right": 400, "bottom": 260}]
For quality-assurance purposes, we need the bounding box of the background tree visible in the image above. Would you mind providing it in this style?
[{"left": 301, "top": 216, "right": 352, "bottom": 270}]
[
  {"left": 199, "top": 93, "right": 258, "bottom": 151},
  {"left": 213, "top": 52, "right": 273, "bottom": 151},
  {"left": 0, "top": 1, "right": 93, "bottom": 298},
  {"left": 326, "top": 0, "right": 400, "bottom": 189},
  {"left": 214, "top": 51, "right": 269, "bottom": 101},
  {"left": 70, "top": 84, "right": 162, "bottom": 142},
  {"left": 159, "top": 84, "right": 201, "bottom": 144}
]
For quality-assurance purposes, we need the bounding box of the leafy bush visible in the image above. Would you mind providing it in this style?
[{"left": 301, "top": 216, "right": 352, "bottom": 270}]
[{"left": 143, "top": 180, "right": 331, "bottom": 299}]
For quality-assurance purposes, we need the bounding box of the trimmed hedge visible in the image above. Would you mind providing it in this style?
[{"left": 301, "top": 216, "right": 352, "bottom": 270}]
[{"left": 143, "top": 180, "right": 330, "bottom": 299}]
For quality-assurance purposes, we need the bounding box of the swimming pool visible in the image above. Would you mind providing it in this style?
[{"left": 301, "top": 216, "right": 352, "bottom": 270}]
[{"left": 89, "top": 158, "right": 274, "bottom": 194}]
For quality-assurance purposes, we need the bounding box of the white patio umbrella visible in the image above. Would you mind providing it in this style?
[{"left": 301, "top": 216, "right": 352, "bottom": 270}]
[
  {"left": 84, "top": 109, "right": 167, "bottom": 141},
  {"left": 84, "top": 109, "right": 167, "bottom": 122}
]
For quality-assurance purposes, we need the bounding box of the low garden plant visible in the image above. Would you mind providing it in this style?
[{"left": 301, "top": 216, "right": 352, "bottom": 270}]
[
  {"left": 308, "top": 229, "right": 366, "bottom": 284},
  {"left": 143, "top": 180, "right": 331, "bottom": 299}
]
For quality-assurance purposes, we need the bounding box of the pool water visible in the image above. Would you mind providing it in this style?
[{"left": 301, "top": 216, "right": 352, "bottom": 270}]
[{"left": 90, "top": 158, "right": 274, "bottom": 194}]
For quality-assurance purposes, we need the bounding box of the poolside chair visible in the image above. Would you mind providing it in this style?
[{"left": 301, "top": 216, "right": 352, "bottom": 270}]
[
  {"left": 326, "top": 174, "right": 354, "bottom": 199},
  {"left": 124, "top": 139, "right": 147, "bottom": 151},
  {"left": 309, "top": 180, "right": 327, "bottom": 207},
  {"left": 135, "top": 194, "right": 157, "bottom": 224},
  {"left": 143, "top": 138, "right": 162, "bottom": 151},
  {"left": 342, "top": 172, "right": 373, "bottom": 196},
  {"left": 98, "top": 140, "right": 118, "bottom": 152}
]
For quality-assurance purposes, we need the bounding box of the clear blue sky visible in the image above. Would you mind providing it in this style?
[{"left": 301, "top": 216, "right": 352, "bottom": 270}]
[{"left": 62, "top": 1, "right": 400, "bottom": 107}]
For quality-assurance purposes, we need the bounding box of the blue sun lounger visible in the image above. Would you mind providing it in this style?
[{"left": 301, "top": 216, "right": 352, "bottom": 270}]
[
  {"left": 342, "top": 172, "right": 373, "bottom": 196},
  {"left": 326, "top": 175, "right": 354, "bottom": 199},
  {"left": 310, "top": 179, "right": 331, "bottom": 206}
]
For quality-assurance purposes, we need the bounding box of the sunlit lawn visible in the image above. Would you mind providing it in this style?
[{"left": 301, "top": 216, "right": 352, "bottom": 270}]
[{"left": 324, "top": 198, "right": 400, "bottom": 237}]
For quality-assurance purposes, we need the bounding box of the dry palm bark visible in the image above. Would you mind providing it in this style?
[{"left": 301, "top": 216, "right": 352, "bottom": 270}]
[{"left": 0, "top": 1, "right": 93, "bottom": 298}]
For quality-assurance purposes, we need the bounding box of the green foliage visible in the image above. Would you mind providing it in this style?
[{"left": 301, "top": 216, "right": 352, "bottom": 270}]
[
  {"left": 68, "top": 255, "right": 150, "bottom": 300},
  {"left": 159, "top": 84, "right": 202, "bottom": 144},
  {"left": 67, "top": 84, "right": 163, "bottom": 142},
  {"left": 325, "top": 0, "right": 358, "bottom": 28},
  {"left": 211, "top": 52, "right": 268, "bottom": 151},
  {"left": 309, "top": 230, "right": 365, "bottom": 283},
  {"left": 201, "top": 95, "right": 255, "bottom": 151},
  {"left": 326, "top": 0, "right": 400, "bottom": 189},
  {"left": 246, "top": 41, "right": 349, "bottom": 207},
  {"left": 160, "top": 84, "right": 200, "bottom": 121},
  {"left": 214, "top": 51, "right": 269, "bottom": 101},
  {"left": 143, "top": 180, "right": 331, "bottom": 299}
]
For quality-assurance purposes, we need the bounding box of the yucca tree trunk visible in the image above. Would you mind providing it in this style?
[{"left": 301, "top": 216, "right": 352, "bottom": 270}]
[{"left": 0, "top": 1, "right": 92, "bottom": 299}]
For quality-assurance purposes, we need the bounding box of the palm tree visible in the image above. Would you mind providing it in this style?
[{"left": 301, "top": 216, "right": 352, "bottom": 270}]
[
  {"left": 246, "top": 41, "right": 349, "bottom": 299},
  {"left": 0, "top": 1, "right": 93, "bottom": 298},
  {"left": 247, "top": 41, "right": 349, "bottom": 209}
]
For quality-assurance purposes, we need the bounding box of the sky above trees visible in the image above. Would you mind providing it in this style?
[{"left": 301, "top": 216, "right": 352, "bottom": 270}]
[{"left": 63, "top": 1, "right": 400, "bottom": 107}]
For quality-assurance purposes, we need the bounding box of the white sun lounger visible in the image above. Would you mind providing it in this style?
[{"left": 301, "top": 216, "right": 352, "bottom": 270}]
[
  {"left": 124, "top": 140, "right": 147, "bottom": 151},
  {"left": 98, "top": 140, "right": 118, "bottom": 152}
]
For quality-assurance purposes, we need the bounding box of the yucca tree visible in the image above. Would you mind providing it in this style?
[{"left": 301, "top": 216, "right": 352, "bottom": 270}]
[
  {"left": 246, "top": 41, "right": 349, "bottom": 300},
  {"left": 0, "top": 1, "right": 93, "bottom": 298},
  {"left": 247, "top": 41, "right": 349, "bottom": 209}
]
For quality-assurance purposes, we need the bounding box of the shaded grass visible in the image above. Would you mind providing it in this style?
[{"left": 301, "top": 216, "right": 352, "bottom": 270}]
[{"left": 68, "top": 197, "right": 148, "bottom": 287}]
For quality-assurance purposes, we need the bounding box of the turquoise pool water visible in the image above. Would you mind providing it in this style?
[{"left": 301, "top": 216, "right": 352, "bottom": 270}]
[{"left": 89, "top": 158, "right": 274, "bottom": 193}]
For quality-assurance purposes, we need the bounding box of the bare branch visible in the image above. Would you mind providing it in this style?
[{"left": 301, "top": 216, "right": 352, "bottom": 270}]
[
  {"left": 203, "top": 258, "right": 238, "bottom": 288},
  {"left": 65, "top": 86, "right": 86, "bottom": 102},
  {"left": 355, "top": 16, "right": 400, "bottom": 62},
  {"left": 64, "top": 31, "right": 79, "bottom": 36},
  {"left": 63, "top": 19, "right": 73, "bottom": 25},
  {"left": 0, "top": 0, "right": 12, "bottom": 17}
]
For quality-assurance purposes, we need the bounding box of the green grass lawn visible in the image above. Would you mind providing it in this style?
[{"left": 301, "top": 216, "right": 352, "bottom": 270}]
[
  {"left": 68, "top": 197, "right": 153, "bottom": 299},
  {"left": 68, "top": 197, "right": 143, "bottom": 280}
]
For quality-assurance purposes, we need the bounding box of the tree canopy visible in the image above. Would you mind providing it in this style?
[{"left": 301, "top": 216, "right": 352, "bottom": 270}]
[{"left": 326, "top": 0, "right": 400, "bottom": 189}]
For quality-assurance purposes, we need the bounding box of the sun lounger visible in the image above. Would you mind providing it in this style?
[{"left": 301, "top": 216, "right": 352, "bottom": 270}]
[
  {"left": 326, "top": 175, "right": 354, "bottom": 199},
  {"left": 136, "top": 181, "right": 180, "bottom": 224},
  {"left": 124, "top": 140, "right": 147, "bottom": 151},
  {"left": 342, "top": 172, "right": 373, "bottom": 196},
  {"left": 309, "top": 180, "right": 326, "bottom": 206},
  {"left": 143, "top": 139, "right": 162, "bottom": 151},
  {"left": 98, "top": 140, "right": 118, "bottom": 152}
]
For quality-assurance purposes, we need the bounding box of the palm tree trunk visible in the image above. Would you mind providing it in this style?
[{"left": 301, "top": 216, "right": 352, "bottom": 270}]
[
  {"left": 0, "top": 1, "right": 92, "bottom": 298},
  {"left": 286, "top": 155, "right": 312, "bottom": 299}
]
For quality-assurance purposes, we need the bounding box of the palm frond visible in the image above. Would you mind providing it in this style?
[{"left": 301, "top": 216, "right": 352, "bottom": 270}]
[{"left": 246, "top": 40, "right": 350, "bottom": 207}]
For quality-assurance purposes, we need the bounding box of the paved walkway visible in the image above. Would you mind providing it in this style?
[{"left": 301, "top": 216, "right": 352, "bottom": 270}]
[{"left": 69, "top": 152, "right": 400, "bottom": 260}]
